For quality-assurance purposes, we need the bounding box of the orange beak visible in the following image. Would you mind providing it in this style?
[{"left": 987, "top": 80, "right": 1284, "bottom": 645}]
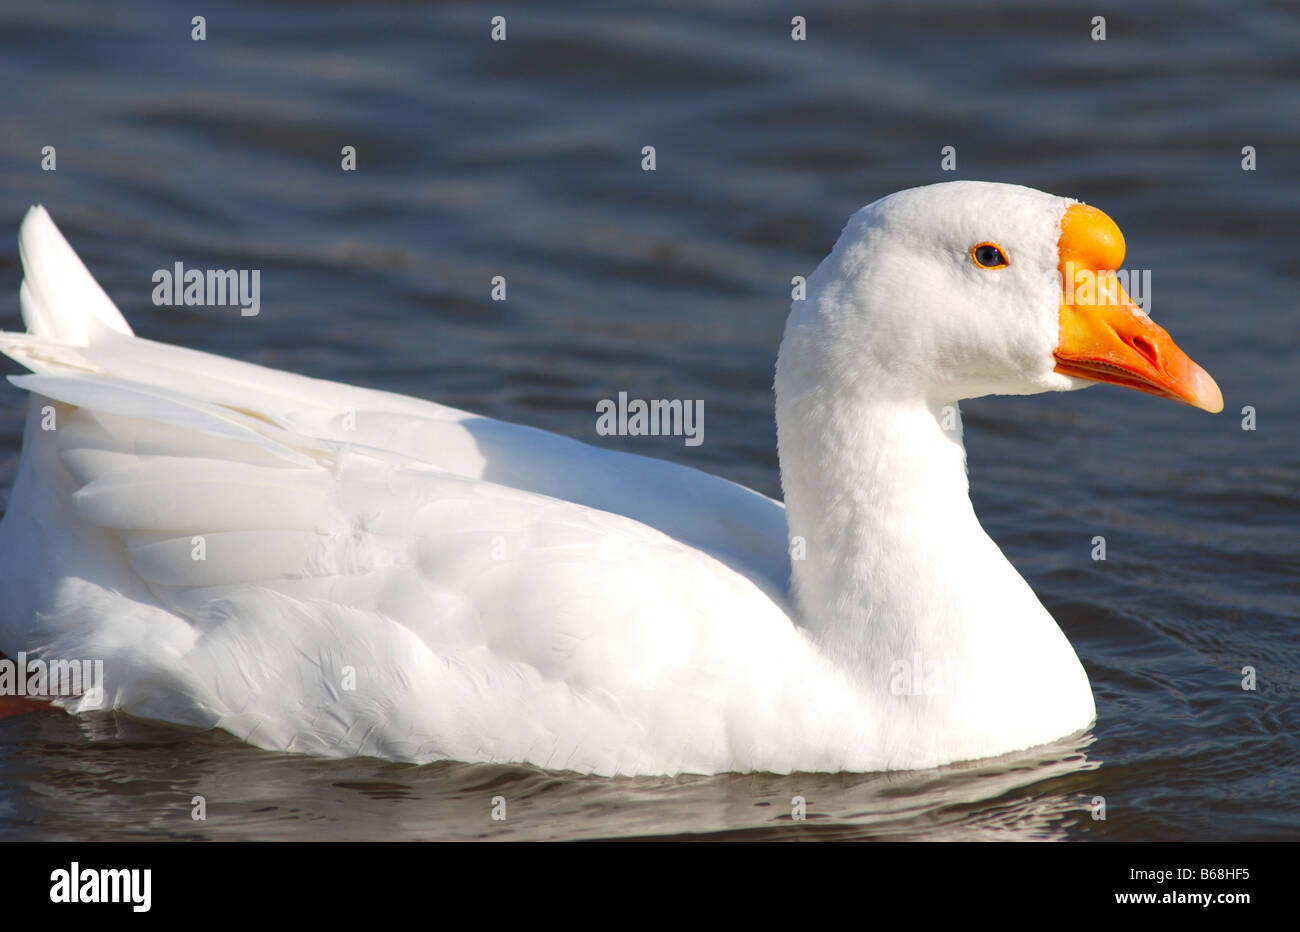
[{"left": 1053, "top": 204, "right": 1222, "bottom": 413}]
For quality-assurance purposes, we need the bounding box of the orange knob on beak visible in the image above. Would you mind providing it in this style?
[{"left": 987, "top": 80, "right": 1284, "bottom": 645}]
[{"left": 1053, "top": 204, "right": 1223, "bottom": 413}]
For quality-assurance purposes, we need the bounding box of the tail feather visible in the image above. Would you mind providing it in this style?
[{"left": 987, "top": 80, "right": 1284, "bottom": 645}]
[{"left": 18, "top": 206, "right": 133, "bottom": 343}]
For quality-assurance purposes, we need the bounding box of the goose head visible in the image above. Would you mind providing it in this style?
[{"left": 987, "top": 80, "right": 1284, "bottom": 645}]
[{"left": 779, "top": 180, "right": 1222, "bottom": 414}]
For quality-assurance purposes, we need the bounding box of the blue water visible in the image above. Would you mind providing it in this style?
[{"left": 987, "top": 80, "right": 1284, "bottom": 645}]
[{"left": 0, "top": 0, "right": 1296, "bottom": 840}]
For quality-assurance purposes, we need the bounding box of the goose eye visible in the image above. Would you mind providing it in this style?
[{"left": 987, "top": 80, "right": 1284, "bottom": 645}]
[{"left": 972, "top": 243, "right": 1009, "bottom": 269}]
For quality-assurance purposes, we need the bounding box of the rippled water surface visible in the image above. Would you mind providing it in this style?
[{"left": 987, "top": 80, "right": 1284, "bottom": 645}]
[{"left": 0, "top": 0, "right": 1296, "bottom": 841}]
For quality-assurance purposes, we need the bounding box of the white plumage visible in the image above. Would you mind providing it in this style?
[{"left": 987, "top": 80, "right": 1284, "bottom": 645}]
[{"left": 0, "top": 185, "right": 1123, "bottom": 775}]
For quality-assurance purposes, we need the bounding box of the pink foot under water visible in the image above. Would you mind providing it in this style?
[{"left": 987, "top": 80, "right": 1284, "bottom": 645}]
[{"left": 0, "top": 695, "right": 48, "bottom": 718}]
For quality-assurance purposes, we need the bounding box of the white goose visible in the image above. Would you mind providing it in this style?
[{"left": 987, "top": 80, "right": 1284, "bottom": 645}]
[{"left": 0, "top": 182, "right": 1221, "bottom": 776}]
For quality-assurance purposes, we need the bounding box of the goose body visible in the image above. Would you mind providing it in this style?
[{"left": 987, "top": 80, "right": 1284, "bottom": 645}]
[{"left": 0, "top": 183, "right": 1221, "bottom": 776}]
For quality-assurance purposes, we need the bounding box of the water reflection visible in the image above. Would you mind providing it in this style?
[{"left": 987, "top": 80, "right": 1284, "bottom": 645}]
[{"left": 1, "top": 707, "right": 1098, "bottom": 841}]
